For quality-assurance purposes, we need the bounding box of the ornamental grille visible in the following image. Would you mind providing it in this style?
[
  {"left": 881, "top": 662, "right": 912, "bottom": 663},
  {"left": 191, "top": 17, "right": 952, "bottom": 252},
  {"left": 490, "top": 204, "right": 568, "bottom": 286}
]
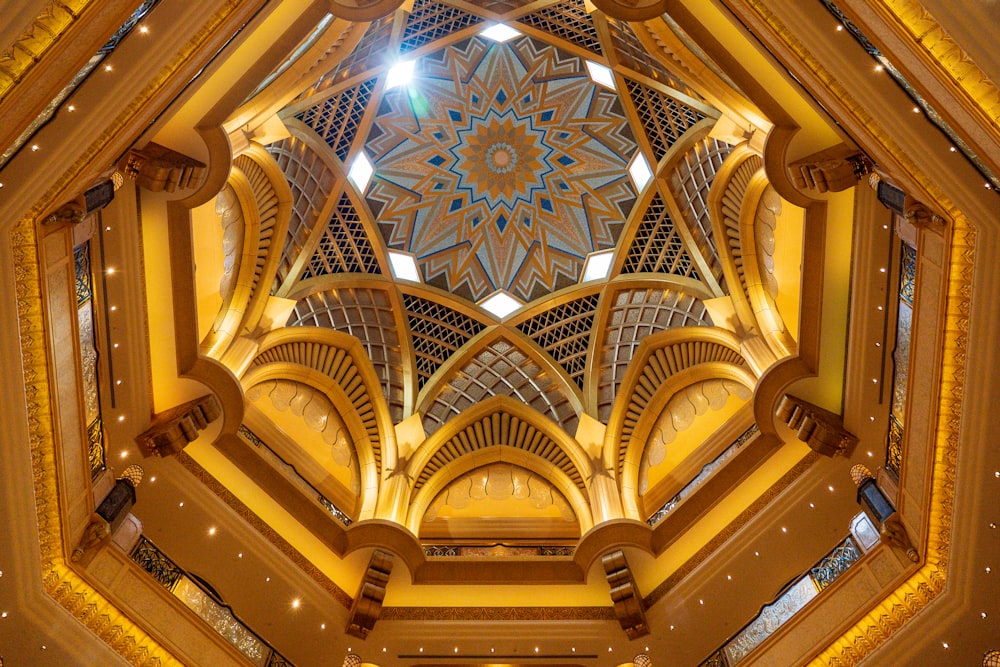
[
  {"left": 422, "top": 338, "right": 579, "bottom": 435},
  {"left": 403, "top": 294, "right": 485, "bottom": 387},
  {"left": 668, "top": 137, "right": 733, "bottom": 290},
  {"left": 517, "top": 295, "right": 600, "bottom": 389},
  {"left": 720, "top": 154, "right": 764, "bottom": 298},
  {"left": 597, "top": 289, "right": 712, "bottom": 422},
  {"left": 414, "top": 410, "right": 586, "bottom": 492},
  {"left": 625, "top": 78, "right": 706, "bottom": 161},
  {"left": 607, "top": 19, "right": 695, "bottom": 95},
  {"left": 517, "top": 0, "right": 601, "bottom": 54},
  {"left": 297, "top": 79, "right": 376, "bottom": 162},
  {"left": 400, "top": 0, "right": 483, "bottom": 53},
  {"left": 267, "top": 137, "right": 338, "bottom": 287},
  {"left": 315, "top": 16, "right": 394, "bottom": 93},
  {"left": 289, "top": 288, "right": 404, "bottom": 423},
  {"left": 233, "top": 155, "right": 280, "bottom": 302},
  {"left": 301, "top": 193, "right": 381, "bottom": 279},
  {"left": 622, "top": 192, "right": 699, "bottom": 278}
]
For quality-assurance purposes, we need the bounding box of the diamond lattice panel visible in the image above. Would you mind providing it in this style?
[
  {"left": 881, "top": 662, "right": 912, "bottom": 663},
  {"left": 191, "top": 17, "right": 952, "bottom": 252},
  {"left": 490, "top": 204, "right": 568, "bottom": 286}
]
[
  {"left": 267, "top": 137, "right": 338, "bottom": 288},
  {"left": 622, "top": 192, "right": 700, "bottom": 278},
  {"left": 301, "top": 192, "right": 381, "bottom": 280},
  {"left": 516, "top": 295, "right": 600, "bottom": 389},
  {"left": 597, "top": 288, "right": 712, "bottom": 422},
  {"left": 403, "top": 294, "right": 486, "bottom": 388},
  {"left": 400, "top": 0, "right": 483, "bottom": 53},
  {"left": 288, "top": 289, "right": 404, "bottom": 423},
  {"left": 297, "top": 79, "right": 376, "bottom": 162},
  {"left": 516, "top": 0, "right": 601, "bottom": 54},
  {"left": 625, "top": 78, "right": 706, "bottom": 161},
  {"left": 422, "top": 338, "right": 578, "bottom": 436},
  {"left": 298, "top": 17, "right": 394, "bottom": 102},
  {"left": 365, "top": 35, "right": 637, "bottom": 303}
]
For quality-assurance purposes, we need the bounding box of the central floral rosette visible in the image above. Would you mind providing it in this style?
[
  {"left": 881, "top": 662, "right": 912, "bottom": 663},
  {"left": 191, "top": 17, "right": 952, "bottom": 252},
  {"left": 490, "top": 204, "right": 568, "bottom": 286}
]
[{"left": 452, "top": 109, "right": 553, "bottom": 210}]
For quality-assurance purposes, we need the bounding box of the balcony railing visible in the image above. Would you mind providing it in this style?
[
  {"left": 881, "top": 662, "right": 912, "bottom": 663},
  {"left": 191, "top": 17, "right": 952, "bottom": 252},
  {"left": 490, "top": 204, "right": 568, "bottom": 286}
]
[{"left": 131, "top": 537, "right": 292, "bottom": 666}]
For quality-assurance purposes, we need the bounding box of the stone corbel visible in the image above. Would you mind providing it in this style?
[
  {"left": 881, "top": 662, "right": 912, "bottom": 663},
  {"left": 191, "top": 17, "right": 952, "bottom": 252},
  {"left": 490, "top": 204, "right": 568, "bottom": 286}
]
[
  {"left": 787, "top": 144, "right": 872, "bottom": 194},
  {"left": 346, "top": 550, "right": 394, "bottom": 639},
  {"left": 122, "top": 142, "right": 207, "bottom": 193},
  {"left": 903, "top": 197, "right": 946, "bottom": 229},
  {"left": 70, "top": 516, "right": 111, "bottom": 564},
  {"left": 602, "top": 549, "right": 649, "bottom": 639},
  {"left": 136, "top": 394, "right": 222, "bottom": 457},
  {"left": 775, "top": 394, "right": 857, "bottom": 456}
]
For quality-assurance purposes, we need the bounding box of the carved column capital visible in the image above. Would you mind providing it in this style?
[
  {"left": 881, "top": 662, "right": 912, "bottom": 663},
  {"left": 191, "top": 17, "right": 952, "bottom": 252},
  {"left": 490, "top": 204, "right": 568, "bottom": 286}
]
[{"left": 775, "top": 394, "right": 857, "bottom": 456}]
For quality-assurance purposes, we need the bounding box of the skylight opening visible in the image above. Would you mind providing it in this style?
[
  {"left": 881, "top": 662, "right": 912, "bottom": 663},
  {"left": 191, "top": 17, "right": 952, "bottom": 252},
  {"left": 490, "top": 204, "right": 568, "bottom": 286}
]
[
  {"left": 481, "top": 24, "right": 521, "bottom": 43},
  {"left": 581, "top": 250, "right": 614, "bottom": 282},
  {"left": 480, "top": 291, "right": 523, "bottom": 319},
  {"left": 585, "top": 60, "right": 616, "bottom": 90},
  {"left": 348, "top": 153, "right": 374, "bottom": 192},
  {"left": 385, "top": 60, "right": 415, "bottom": 90},
  {"left": 388, "top": 251, "right": 421, "bottom": 282},
  {"left": 629, "top": 152, "right": 653, "bottom": 191}
]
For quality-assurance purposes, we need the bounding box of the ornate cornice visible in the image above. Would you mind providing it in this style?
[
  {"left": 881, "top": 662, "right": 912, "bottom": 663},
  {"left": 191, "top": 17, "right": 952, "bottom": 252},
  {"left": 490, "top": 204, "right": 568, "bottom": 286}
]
[
  {"left": 880, "top": 0, "right": 1000, "bottom": 134},
  {"left": 0, "top": 1, "right": 91, "bottom": 103},
  {"left": 13, "top": 217, "right": 178, "bottom": 665}
]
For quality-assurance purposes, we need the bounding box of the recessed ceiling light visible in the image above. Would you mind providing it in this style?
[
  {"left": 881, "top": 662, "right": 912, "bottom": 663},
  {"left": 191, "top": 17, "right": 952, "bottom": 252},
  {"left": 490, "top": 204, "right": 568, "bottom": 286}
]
[
  {"left": 480, "top": 291, "right": 522, "bottom": 319},
  {"left": 585, "top": 60, "right": 616, "bottom": 90},
  {"left": 208, "top": 527, "right": 216, "bottom": 536},
  {"left": 481, "top": 24, "right": 521, "bottom": 42},
  {"left": 292, "top": 598, "right": 300, "bottom": 609},
  {"left": 385, "top": 60, "right": 415, "bottom": 90},
  {"left": 629, "top": 152, "right": 653, "bottom": 191},
  {"left": 388, "top": 251, "right": 421, "bottom": 282},
  {"left": 581, "top": 250, "right": 614, "bottom": 282},
  {"left": 348, "top": 153, "right": 375, "bottom": 192},
  {"left": 322, "top": 623, "right": 327, "bottom": 629}
]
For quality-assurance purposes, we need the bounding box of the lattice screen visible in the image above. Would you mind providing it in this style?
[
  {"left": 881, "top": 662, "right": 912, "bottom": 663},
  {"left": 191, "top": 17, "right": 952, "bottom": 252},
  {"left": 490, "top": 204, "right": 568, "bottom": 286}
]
[
  {"left": 607, "top": 20, "right": 697, "bottom": 96},
  {"left": 301, "top": 192, "right": 381, "bottom": 279},
  {"left": 625, "top": 78, "right": 706, "bottom": 161},
  {"left": 297, "top": 79, "right": 376, "bottom": 162},
  {"left": 422, "top": 338, "right": 578, "bottom": 436},
  {"left": 597, "top": 288, "right": 712, "bottom": 422},
  {"left": 517, "top": 295, "right": 600, "bottom": 389},
  {"left": 720, "top": 154, "right": 764, "bottom": 297},
  {"left": 622, "top": 192, "right": 700, "bottom": 278},
  {"left": 232, "top": 155, "right": 280, "bottom": 303},
  {"left": 668, "top": 138, "right": 734, "bottom": 291},
  {"left": 403, "top": 294, "right": 485, "bottom": 388},
  {"left": 267, "top": 137, "right": 338, "bottom": 288},
  {"left": 288, "top": 288, "right": 404, "bottom": 423},
  {"left": 414, "top": 411, "right": 586, "bottom": 491},
  {"left": 517, "top": 0, "right": 601, "bottom": 54},
  {"left": 400, "top": 0, "right": 483, "bottom": 53}
]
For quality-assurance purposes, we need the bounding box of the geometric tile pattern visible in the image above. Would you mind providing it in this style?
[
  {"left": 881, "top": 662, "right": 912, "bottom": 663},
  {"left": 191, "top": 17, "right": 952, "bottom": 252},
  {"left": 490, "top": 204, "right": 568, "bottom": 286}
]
[
  {"left": 301, "top": 193, "right": 382, "bottom": 279},
  {"left": 625, "top": 78, "right": 706, "bottom": 161},
  {"left": 516, "top": 295, "right": 600, "bottom": 389},
  {"left": 267, "top": 136, "right": 338, "bottom": 287},
  {"left": 517, "top": 0, "right": 601, "bottom": 54},
  {"left": 400, "top": 0, "right": 483, "bottom": 53},
  {"left": 288, "top": 288, "right": 404, "bottom": 423},
  {"left": 622, "top": 192, "right": 700, "bottom": 279},
  {"left": 365, "top": 36, "right": 636, "bottom": 302},
  {"left": 597, "top": 288, "right": 712, "bottom": 422},
  {"left": 421, "top": 338, "right": 578, "bottom": 436},
  {"left": 298, "top": 79, "right": 377, "bottom": 162},
  {"left": 668, "top": 137, "right": 734, "bottom": 291},
  {"left": 403, "top": 294, "right": 486, "bottom": 389}
]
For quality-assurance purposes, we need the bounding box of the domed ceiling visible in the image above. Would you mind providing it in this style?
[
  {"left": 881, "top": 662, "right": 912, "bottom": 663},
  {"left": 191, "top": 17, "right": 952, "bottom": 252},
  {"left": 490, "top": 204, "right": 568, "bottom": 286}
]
[{"left": 210, "top": 0, "right": 793, "bottom": 547}]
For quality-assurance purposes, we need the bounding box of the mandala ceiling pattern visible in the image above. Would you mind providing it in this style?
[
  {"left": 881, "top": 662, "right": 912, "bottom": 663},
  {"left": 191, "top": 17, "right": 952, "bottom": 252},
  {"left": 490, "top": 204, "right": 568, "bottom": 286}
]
[{"left": 213, "top": 0, "right": 794, "bottom": 534}]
